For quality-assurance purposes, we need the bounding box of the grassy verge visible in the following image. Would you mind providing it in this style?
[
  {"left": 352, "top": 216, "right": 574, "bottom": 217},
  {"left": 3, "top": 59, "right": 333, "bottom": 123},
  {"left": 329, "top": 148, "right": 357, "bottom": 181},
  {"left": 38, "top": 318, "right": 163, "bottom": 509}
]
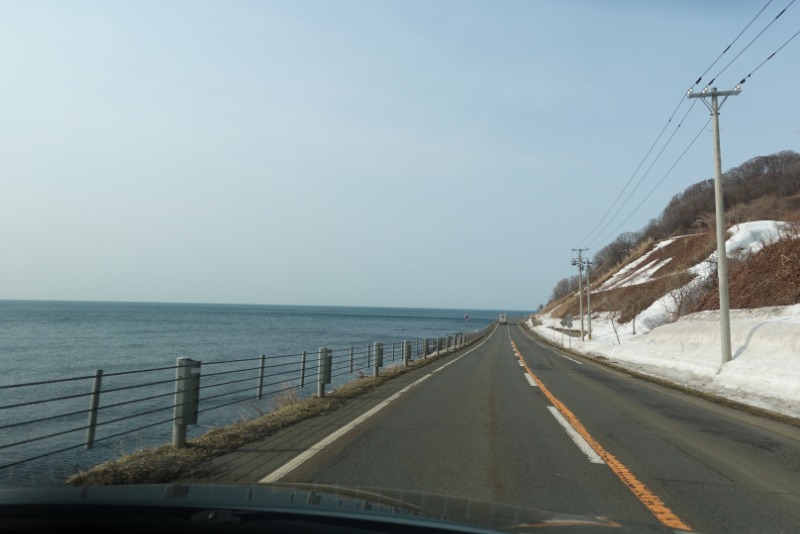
[{"left": 65, "top": 348, "right": 471, "bottom": 486}]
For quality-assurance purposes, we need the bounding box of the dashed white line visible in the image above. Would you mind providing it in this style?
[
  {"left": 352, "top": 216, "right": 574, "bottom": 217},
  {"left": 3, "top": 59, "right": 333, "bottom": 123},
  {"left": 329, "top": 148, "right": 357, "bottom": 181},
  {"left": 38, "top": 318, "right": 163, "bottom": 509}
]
[
  {"left": 524, "top": 373, "right": 538, "bottom": 387},
  {"left": 546, "top": 406, "right": 605, "bottom": 464},
  {"left": 556, "top": 352, "right": 583, "bottom": 365}
]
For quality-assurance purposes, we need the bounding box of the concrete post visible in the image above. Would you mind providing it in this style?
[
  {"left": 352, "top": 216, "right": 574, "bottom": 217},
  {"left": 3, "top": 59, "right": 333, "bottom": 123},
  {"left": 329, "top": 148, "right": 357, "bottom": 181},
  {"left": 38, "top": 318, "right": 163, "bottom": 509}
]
[
  {"left": 318, "top": 347, "right": 332, "bottom": 398},
  {"left": 173, "top": 357, "right": 201, "bottom": 448},
  {"left": 373, "top": 342, "right": 383, "bottom": 377}
]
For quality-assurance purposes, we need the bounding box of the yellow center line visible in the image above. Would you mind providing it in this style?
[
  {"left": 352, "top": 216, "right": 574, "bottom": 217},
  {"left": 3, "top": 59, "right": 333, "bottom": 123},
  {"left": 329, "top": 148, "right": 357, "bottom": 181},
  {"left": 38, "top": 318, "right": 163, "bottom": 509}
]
[{"left": 510, "top": 340, "right": 692, "bottom": 532}]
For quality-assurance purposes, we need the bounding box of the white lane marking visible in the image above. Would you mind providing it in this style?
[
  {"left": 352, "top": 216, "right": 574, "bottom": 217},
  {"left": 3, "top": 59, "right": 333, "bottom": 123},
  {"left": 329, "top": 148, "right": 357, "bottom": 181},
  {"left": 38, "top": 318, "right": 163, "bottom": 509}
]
[
  {"left": 516, "top": 324, "right": 583, "bottom": 365},
  {"left": 260, "top": 374, "right": 432, "bottom": 483},
  {"left": 518, "top": 361, "right": 525, "bottom": 367},
  {"left": 557, "top": 352, "right": 583, "bottom": 365},
  {"left": 546, "top": 406, "right": 604, "bottom": 464},
  {"left": 259, "top": 329, "right": 496, "bottom": 483},
  {"left": 524, "top": 373, "right": 538, "bottom": 387}
]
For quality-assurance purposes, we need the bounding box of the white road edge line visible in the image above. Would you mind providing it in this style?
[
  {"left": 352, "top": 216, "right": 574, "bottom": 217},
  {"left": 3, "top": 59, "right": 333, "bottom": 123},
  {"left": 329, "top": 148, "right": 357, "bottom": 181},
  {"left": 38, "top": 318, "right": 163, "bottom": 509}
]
[
  {"left": 557, "top": 353, "right": 583, "bottom": 365},
  {"left": 546, "top": 406, "right": 604, "bottom": 464},
  {"left": 524, "top": 373, "right": 538, "bottom": 387},
  {"left": 259, "top": 374, "right": 432, "bottom": 483},
  {"left": 259, "top": 329, "right": 496, "bottom": 484},
  {"left": 516, "top": 324, "right": 583, "bottom": 365}
]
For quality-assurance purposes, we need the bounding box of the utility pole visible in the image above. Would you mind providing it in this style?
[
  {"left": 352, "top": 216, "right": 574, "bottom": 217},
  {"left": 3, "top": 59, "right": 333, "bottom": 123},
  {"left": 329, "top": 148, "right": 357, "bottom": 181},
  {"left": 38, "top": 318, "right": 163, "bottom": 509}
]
[
  {"left": 586, "top": 260, "right": 593, "bottom": 340},
  {"left": 571, "top": 248, "right": 588, "bottom": 340},
  {"left": 688, "top": 85, "right": 741, "bottom": 365}
]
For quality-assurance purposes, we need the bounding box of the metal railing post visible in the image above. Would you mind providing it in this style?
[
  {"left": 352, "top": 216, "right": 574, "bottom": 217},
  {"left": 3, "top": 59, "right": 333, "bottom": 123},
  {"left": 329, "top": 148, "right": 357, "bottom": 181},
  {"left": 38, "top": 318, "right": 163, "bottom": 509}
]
[
  {"left": 300, "top": 350, "right": 307, "bottom": 388},
  {"left": 257, "top": 354, "right": 266, "bottom": 400},
  {"left": 85, "top": 369, "right": 103, "bottom": 449}
]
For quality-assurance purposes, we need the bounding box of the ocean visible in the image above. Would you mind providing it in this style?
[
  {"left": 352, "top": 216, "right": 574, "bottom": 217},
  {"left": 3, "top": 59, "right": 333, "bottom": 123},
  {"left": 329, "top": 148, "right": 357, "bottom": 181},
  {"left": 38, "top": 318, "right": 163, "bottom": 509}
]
[{"left": 0, "top": 300, "right": 524, "bottom": 484}]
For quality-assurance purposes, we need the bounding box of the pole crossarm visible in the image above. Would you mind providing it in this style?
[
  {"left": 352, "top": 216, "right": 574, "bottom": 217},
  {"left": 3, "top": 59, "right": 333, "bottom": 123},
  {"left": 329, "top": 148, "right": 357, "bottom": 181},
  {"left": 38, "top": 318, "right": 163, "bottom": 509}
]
[{"left": 688, "top": 86, "right": 741, "bottom": 112}]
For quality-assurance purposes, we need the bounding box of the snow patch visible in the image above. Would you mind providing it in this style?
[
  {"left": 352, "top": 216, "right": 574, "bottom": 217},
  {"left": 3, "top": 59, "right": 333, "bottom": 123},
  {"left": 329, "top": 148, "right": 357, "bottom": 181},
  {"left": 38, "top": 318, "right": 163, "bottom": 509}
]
[{"left": 599, "top": 238, "right": 677, "bottom": 291}]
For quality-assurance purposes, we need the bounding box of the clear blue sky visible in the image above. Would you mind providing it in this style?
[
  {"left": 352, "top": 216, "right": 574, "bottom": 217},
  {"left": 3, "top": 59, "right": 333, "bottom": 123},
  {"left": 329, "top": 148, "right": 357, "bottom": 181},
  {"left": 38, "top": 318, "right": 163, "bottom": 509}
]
[{"left": 2, "top": 1, "right": 798, "bottom": 311}]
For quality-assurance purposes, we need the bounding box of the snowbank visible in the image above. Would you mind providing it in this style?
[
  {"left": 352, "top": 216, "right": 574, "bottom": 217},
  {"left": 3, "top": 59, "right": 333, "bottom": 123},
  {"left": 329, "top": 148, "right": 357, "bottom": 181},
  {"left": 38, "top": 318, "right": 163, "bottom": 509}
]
[{"left": 529, "top": 306, "right": 800, "bottom": 420}]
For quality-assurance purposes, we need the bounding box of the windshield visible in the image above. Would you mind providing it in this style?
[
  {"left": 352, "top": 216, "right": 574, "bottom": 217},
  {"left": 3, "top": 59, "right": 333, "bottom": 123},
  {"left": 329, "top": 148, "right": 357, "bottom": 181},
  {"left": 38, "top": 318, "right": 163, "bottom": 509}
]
[{"left": 2, "top": 2, "right": 800, "bottom": 534}]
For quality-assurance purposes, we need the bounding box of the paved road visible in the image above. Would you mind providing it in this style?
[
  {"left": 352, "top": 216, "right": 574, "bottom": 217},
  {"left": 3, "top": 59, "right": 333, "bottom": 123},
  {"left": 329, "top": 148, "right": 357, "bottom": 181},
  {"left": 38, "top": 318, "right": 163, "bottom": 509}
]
[
  {"left": 510, "top": 324, "right": 800, "bottom": 533},
  {"left": 192, "top": 323, "right": 800, "bottom": 533}
]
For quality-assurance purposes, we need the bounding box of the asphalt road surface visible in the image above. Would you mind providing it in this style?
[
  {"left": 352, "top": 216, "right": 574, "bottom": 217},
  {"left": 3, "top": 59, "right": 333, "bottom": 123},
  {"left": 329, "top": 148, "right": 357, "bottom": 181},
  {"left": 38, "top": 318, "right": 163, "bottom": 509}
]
[{"left": 210, "top": 323, "right": 800, "bottom": 533}]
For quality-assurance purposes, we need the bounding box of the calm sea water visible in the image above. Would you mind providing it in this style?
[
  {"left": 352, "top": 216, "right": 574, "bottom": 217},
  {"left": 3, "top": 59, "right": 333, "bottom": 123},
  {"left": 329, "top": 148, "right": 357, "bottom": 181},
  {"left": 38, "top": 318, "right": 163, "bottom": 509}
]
[{"left": 0, "top": 300, "right": 524, "bottom": 484}]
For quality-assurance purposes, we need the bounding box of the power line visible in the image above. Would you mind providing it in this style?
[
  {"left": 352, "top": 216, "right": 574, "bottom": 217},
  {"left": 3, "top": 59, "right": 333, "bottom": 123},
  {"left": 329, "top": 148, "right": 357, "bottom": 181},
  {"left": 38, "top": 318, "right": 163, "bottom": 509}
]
[
  {"left": 576, "top": 100, "right": 682, "bottom": 248},
  {"left": 585, "top": 118, "right": 710, "bottom": 250},
  {"left": 737, "top": 26, "right": 800, "bottom": 86},
  {"left": 692, "top": 0, "right": 775, "bottom": 89},
  {"left": 703, "top": 0, "right": 796, "bottom": 90},
  {"left": 576, "top": 0, "right": 786, "bottom": 251},
  {"left": 581, "top": 100, "right": 700, "bottom": 249}
]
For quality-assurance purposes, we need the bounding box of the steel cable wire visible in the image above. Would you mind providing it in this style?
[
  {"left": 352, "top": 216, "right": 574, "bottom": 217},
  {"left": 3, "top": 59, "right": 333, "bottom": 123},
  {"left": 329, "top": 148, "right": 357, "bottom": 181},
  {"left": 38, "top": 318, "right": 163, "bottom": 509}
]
[
  {"left": 0, "top": 333, "right": 490, "bottom": 471},
  {"left": 0, "top": 407, "right": 92, "bottom": 431},
  {"left": 0, "top": 390, "right": 94, "bottom": 411}
]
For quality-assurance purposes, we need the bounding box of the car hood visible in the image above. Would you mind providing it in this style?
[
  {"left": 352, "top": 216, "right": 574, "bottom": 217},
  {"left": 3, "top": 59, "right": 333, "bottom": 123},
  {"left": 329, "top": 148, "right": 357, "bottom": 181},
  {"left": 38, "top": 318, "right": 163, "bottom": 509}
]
[{"left": 0, "top": 483, "right": 697, "bottom": 533}]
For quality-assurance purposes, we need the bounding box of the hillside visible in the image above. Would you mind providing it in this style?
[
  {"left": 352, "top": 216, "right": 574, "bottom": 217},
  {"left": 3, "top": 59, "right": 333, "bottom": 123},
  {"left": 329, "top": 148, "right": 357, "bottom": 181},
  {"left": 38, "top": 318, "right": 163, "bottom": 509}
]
[
  {"left": 692, "top": 230, "right": 800, "bottom": 310},
  {"left": 531, "top": 221, "right": 800, "bottom": 422},
  {"left": 545, "top": 150, "right": 800, "bottom": 321},
  {"left": 532, "top": 150, "right": 800, "bottom": 422},
  {"left": 546, "top": 220, "right": 800, "bottom": 328}
]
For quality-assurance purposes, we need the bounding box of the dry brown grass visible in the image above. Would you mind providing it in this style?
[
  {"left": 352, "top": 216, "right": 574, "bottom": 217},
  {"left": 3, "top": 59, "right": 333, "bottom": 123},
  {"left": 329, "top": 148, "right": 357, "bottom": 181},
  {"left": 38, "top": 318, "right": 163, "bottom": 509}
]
[
  {"left": 583, "top": 221, "right": 800, "bottom": 322},
  {"left": 267, "top": 388, "right": 302, "bottom": 413},
  {"left": 692, "top": 235, "right": 800, "bottom": 311},
  {"left": 589, "top": 232, "right": 716, "bottom": 323}
]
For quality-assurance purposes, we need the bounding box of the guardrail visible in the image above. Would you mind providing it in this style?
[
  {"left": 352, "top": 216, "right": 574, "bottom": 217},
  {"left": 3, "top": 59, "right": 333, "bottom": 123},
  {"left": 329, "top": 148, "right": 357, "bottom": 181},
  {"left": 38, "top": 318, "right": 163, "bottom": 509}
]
[{"left": 0, "top": 327, "right": 492, "bottom": 480}]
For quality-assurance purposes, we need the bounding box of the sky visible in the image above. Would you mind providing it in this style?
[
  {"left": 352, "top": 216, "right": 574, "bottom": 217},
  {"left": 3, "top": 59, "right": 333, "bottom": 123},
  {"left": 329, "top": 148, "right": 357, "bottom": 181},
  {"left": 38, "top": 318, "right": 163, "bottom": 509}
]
[{"left": 1, "top": 0, "right": 798, "bottom": 311}]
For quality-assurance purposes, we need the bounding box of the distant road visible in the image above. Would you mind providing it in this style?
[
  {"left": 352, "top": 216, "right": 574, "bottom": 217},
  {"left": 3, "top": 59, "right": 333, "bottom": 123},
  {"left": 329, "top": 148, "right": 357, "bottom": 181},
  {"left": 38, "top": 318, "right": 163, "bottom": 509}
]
[{"left": 191, "top": 323, "right": 800, "bottom": 533}]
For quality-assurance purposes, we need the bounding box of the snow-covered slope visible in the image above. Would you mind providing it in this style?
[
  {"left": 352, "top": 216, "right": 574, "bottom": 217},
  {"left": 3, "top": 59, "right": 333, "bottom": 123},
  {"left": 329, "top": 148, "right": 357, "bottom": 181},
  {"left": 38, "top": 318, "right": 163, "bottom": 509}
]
[{"left": 531, "top": 221, "right": 800, "bottom": 420}]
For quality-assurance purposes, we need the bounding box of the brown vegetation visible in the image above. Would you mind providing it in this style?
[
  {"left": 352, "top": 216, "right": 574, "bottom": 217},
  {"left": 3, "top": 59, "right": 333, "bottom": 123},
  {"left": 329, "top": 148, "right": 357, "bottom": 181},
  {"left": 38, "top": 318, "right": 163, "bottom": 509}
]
[
  {"left": 544, "top": 150, "right": 800, "bottom": 322},
  {"left": 692, "top": 235, "right": 800, "bottom": 311}
]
